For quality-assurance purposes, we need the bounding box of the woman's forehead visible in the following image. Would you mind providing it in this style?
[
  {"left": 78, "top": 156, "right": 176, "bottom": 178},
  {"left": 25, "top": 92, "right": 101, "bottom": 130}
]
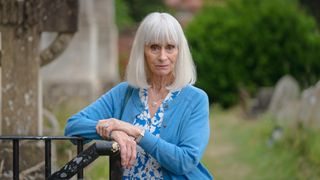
[
  {"left": 146, "top": 41, "right": 177, "bottom": 45},
  {"left": 144, "top": 27, "right": 178, "bottom": 45},
  {"left": 145, "top": 34, "right": 178, "bottom": 45}
]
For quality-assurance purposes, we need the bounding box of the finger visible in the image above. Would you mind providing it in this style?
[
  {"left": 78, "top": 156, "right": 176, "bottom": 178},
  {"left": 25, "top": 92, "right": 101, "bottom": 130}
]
[
  {"left": 119, "top": 142, "right": 127, "bottom": 167},
  {"left": 97, "top": 125, "right": 109, "bottom": 139},
  {"left": 96, "top": 125, "right": 102, "bottom": 136},
  {"left": 123, "top": 142, "right": 131, "bottom": 167},
  {"left": 103, "top": 127, "right": 111, "bottom": 138},
  {"left": 129, "top": 140, "right": 137, "bottom": 166},
  {"left": 100, "top": 126, "right": 107, "bottom": 137}
]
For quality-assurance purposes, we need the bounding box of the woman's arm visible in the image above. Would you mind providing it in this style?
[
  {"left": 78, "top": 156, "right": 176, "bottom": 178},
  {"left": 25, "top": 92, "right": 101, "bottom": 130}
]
[
  {"left": 64, "top": 83, "right": 139, "bottom": 168},
  {"left": 64, "top": 82, "right": 127, "bottom": 139}
]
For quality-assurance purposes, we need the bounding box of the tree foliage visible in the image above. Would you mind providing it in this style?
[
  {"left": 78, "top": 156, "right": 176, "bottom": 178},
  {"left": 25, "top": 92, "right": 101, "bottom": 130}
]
[
  {"left": 115, "top": 0, "right": 134, "bottom": 31},
  {"left": 122, "top": 0, "right": 169, "bottom": 23},
  {"left": 186, "top": 0, "right": 320, "bottom": 107}
]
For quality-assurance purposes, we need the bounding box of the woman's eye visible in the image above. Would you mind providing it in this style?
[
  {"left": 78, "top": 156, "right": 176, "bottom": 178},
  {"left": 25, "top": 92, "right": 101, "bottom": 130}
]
[
  {"left": 166, "top": 45, "right": 176, "bottom": 52},
  {"left": 150, "top": 44, "right": 160, "bottom": 51}
]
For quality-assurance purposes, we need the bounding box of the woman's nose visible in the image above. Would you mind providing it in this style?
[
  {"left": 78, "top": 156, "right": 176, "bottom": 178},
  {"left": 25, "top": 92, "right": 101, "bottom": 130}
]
[{"left": 159, "top": 48, "right": 168, "bottom": 60}]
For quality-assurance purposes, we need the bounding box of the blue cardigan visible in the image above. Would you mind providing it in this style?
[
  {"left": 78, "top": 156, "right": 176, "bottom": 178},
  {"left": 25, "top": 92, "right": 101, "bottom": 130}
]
[{"left": 65, "top": 82, "right": 213, "bottom": 180}]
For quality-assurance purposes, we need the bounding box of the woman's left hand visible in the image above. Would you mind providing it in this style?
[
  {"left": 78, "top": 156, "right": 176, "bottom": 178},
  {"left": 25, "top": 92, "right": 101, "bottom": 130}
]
[{"left": 110, "top": 130, "right": 137, "bottom": 168}]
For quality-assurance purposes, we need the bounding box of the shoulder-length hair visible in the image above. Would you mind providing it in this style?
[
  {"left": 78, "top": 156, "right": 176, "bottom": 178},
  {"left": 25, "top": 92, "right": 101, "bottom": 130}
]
[{"left": 125, "top": 12, "right": 196, "bottom": 90}]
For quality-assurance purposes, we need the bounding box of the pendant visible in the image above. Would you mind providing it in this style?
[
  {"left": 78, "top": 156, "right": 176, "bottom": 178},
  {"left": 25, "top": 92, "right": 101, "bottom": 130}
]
[{"left": 151, "top": 101, "right": 157, "bottom": 107}]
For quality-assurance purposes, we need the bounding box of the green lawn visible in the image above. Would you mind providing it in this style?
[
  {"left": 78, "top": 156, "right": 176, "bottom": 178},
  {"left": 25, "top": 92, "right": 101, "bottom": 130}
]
[{"left": 206, "top": 106, "right": 320, "bottom": 180}]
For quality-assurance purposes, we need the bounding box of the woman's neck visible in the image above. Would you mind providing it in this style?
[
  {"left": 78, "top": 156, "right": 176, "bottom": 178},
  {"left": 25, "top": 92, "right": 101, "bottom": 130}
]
[
  {"left": 148, "top": 76, "right": 172, "bottom": 114},
  {"left": 148, "top": 74, "right": 174, "bottom": 92}
]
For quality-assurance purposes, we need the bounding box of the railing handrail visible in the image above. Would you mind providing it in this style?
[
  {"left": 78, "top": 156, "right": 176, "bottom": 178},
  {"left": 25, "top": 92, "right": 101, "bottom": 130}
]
[
  {"left": 0, "top": 135, "right": 122, "bottom": 180},
  {"left": 0, "top": 135, "right": 83, "bottom": 140}
]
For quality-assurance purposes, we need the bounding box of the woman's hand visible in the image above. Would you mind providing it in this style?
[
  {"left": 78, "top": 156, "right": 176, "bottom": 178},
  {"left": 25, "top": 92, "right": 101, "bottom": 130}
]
[
  {"left": 96, "top": 119, "right": 115, "bottom": 139},
  {"left": 96, "top": 118, "right": 142, "bottom": 139},
  {"left": 110, "top": 130, "right": 137, "bottom": 168},
  {"left": 96, "top": 119, "right": 140, "bottom": 168}
]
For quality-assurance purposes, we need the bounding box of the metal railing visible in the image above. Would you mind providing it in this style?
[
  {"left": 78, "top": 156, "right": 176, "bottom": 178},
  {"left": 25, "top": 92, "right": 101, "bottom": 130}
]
[{"left": 0, "top": 136, "right": 122, "bottom": 180}]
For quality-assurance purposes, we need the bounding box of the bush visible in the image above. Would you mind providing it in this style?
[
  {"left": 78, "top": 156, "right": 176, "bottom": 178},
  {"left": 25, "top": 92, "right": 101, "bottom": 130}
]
[
  {"left": 122, "top": 0, "right": 170, "bottom": 23},
  {"left": 186, "top": 0, "right": 320, "bottom": 107},
  {"left": 115, "top": 0, "right": 134, "bottom": 31}
]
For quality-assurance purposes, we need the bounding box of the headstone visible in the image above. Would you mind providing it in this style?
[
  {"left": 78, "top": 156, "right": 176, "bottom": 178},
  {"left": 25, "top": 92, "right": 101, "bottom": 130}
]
[
  {"left": 300, "top": 81, "right": 320, "bottom": 128},
  {"left": 310, "top": 81, "right": 320, "bottom": 128},
  {"left": 298, "top": 86, "right": 315, "bottom": 127},
  {"left": 268, "top": 75, "right": 300, "bottom": 125}
]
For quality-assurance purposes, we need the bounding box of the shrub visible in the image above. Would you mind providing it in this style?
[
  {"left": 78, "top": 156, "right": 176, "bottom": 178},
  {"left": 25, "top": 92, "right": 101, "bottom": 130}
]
[
  {"left": 186, "top": 0, "right": 320, "bottom": 107},
  {"left": 115, "top": 0, "right": 134, "bottom": 31},
  {"left": 122, "top": 0, "right": 170, "bottom": 23}
]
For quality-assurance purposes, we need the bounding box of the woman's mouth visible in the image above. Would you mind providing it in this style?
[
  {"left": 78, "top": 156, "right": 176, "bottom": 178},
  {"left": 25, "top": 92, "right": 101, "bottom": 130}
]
[{"left": 156, "top": 64, "right": 169, "bottom": 68}]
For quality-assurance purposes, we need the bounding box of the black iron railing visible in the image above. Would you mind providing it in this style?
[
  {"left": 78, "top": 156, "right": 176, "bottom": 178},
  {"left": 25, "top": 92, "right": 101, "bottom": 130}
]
[{"left": 0, "top": 136, "right": 122, "bottom": 180}]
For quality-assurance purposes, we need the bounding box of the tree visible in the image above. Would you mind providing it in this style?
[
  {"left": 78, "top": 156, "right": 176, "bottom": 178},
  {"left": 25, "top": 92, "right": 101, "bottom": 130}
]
[{"left": 186, "top": 0, "right": 320, "bottom": 107}]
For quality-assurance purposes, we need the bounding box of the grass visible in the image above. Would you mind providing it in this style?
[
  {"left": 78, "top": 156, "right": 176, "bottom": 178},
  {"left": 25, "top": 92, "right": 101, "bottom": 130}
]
[
  {"left": 208, "top": 106, "right": 320, "bottom": 180},
  {"left": 52, "top": 104, "right": 320, "bottom": 179}
]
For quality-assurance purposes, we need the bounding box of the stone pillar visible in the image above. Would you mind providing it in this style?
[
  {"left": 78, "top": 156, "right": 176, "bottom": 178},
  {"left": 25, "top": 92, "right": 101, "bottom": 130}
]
[
  {"left": 0, "top": 2, "right": 42, "bottom": 178},
  {"left": 1, "top": 16, "right": 41, "bottom": 136},
  {"left": 96, "top": 0, "right": 119, "bottom": 89},
  {"left": 0, "top": 0, "right": 78, "bottom": 179}
]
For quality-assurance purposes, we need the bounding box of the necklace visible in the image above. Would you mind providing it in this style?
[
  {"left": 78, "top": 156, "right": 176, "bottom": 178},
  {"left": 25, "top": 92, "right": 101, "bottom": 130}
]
[
  {"left": 151, "top": 101, "right": 158, "bottom": 107},
  {"left": 149, "top": 88, "right": 167, "bottom": 108},
  {"left": 150, "top": 94, "right": 162, "bottom": 107}
]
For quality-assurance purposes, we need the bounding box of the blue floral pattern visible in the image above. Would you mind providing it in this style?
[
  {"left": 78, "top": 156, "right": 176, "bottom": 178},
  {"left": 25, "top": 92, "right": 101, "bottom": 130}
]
[{"left": 123, "top": 88, "right": 180, "bottom": 179}]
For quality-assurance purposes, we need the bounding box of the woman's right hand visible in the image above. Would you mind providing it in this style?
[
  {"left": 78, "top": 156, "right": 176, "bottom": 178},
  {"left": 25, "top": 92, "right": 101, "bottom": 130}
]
[{"left": 110, "top": 130, "right": 137, "bottom": 168}]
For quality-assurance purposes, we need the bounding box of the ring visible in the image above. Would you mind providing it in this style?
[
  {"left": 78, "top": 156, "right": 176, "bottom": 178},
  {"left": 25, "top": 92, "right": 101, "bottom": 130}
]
[
  {"left": 108, "top": 131, "right": 113, "bottom": 139},
  {"left": 103, "top": 123, "right": 109, "bottom": 128}
]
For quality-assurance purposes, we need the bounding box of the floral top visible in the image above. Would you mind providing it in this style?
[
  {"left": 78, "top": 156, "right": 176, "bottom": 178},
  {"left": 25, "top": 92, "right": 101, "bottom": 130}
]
[{"left": 123, "top": 88, "right": 181, "bottom": 179}]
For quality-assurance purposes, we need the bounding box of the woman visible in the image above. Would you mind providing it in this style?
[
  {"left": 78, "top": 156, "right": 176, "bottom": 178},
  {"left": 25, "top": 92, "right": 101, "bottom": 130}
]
[{"left": 65, "top": 12, "right": 213, "bottom": 179}]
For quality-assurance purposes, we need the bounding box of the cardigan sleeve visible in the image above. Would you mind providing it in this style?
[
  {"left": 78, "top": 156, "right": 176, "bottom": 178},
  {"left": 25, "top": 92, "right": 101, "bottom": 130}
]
[
  {"left": 138, "top": 89, "right": 210, "bottom": 175},
  {"left": 64, "top": 82, "right": 128, "bottom": 140}
]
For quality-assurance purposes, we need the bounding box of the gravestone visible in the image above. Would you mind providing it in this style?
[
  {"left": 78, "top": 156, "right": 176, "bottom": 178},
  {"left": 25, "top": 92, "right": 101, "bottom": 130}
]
[
  {"left": 298, "top": 86, "right": 315, "bottom": 127},
  {"left": 300, "top": 81, "right": 320, "bottom": 128},
  {"left": 268, "top": 75, "right": 300, "bottom": 126},
  {"left": 311, "top": 81, "right": 320, "bottom": 128}
]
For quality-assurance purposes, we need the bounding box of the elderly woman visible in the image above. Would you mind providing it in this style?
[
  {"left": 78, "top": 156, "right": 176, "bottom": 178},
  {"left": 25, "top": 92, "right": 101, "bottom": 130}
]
[{"left": 65, "top": 12, "right": 213, "bottom": 179}]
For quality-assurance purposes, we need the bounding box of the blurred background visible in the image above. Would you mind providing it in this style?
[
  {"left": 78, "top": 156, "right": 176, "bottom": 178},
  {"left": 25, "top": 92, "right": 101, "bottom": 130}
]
[{"left": 1, "top": 0, "right": 320, "bottom": 179}]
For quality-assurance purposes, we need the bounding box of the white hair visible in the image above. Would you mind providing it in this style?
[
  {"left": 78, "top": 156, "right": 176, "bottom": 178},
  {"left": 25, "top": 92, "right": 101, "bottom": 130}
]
[{"left": 125, "top": 12, "right": 196, "bottom": 90}]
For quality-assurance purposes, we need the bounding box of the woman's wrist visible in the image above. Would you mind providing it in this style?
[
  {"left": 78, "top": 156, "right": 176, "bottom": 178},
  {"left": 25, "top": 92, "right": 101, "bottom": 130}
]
[{"left": 135, "top": 128, "right": 145, "bottom": 143}]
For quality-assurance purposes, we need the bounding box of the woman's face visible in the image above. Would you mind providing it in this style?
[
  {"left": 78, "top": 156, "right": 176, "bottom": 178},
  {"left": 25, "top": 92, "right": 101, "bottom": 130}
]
[{"left": 144, "top": 43, "right": 178, "bottom": 78}]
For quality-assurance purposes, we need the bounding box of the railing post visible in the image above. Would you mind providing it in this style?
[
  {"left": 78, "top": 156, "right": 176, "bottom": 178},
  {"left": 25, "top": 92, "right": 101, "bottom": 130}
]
[
  {"left": 110, "top": 154, "right": 123, "bottom": 180},
  {"left": 77, "top": 139, "right": 84, "bottom": 179},
  {"left": 12, "top": 139, "right": 19, "bottom": 180},
  {"left": 45, "top": 139, "right": 52, "bottom": 179}
]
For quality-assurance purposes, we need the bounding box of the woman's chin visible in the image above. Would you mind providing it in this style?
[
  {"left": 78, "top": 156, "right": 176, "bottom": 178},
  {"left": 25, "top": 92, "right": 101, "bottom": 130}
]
[{"left": 153, "top": 70, "right": 173, "bottom": 77}]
